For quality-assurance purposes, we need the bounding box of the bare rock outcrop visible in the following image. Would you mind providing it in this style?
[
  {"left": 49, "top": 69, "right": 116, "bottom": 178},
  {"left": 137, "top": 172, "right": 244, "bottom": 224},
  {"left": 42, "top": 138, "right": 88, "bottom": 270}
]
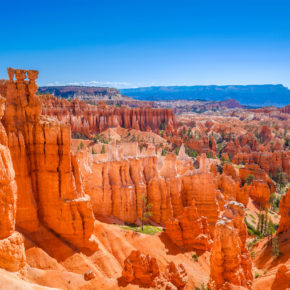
[
  {"left": 0, "top": 92, "right": 26, "bottom": 272},
  {"left": 165, "top": 201, "right": 213, "bottom": 251},
  {"left": 209, "top": 201, "right": 253, "bottom": 290},
  {"left": 41, "top": 95, "right": 177, "bottom": 136},
  {"left": 272, "top": 264, "right": 290, "bottom": 289},
  {"left": 233, "top": 151, "right": 290, "bottom": 179},
  {"left": 120, "top": 250, "right": 187, "bottom": 289},
  {"left": 1, "top": 68, "right": 98, "bottom": 253},
  {"left": 239, "top": 164, "right": 274, "bottom": 208},
  {"left": 277, "top": 188, "right": 290, "bottom": 234}
]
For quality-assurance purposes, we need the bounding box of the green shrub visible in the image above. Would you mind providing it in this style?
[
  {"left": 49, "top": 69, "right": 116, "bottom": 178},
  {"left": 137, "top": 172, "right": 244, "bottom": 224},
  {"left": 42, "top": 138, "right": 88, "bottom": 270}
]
[
  {"left": 93, "top": 134, "right": 109, "bottom": 144},
  {"left": 77, "top": 141, "right": 84, "bottom": 151},
  {"left": 272, "top": 236, "right": 281, "bottom": 257},
  {"left": 101, "top": 145, "right": 106, "bottom": 154},
  {"left": 245, "top": 174, "right": 255, "bottom": 185}
]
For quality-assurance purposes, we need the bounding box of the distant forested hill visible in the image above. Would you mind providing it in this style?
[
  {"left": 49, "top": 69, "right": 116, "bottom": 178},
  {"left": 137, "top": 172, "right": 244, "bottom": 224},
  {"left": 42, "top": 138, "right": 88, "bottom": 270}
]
[{"left": 121, "top": 85, "right": 290, "bottom": 107}]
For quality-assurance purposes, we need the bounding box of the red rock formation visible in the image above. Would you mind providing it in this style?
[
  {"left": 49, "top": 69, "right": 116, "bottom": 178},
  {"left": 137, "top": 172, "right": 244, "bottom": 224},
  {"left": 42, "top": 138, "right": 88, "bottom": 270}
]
[
  {"left": 78, "top": 148, "right": 220, "bottom": 235},
  {"left": 258, "top": 125, "right": 272, "bottom": 143},
  {"left": 120, "top": 250, "right": 187, "bottom": 289},
  {"left": 233, "top": 151, "right": 290, "bottom": 179},
  {"left": 280, "top": 104, "right": 290, "bottom": 114},
  {"left": 41, "top": 95, "right": 177, "bottom": 136},
  {"left": 239, "top": 164, "right": 275, "bottom": 208},
  {"left": 272, "top": 264, "right": 290, "bottom": 289},
  {"left": 181, "top": 171, "right": 220, "bottom": 235},
  {"left": 209, "top": 201, "right": 253, "bottom": 290},
  {"left": 0, "top": 91, "right": 26, "bottom": 273},
  {"left": 78, "top": 150, "right": 174, "bottom": 224},
  {"left": 1, "top": 68, "right": 98, "bottom": 253},
  {"left": 223, "top": 164, "right": 239, "bottom": 182},
  {"left": 277, "top": 188, "right": 290, "bottom": 234},
  {"left": 0, "top": 97, "right": 17, "bottom": 239},
  {"left": 84, "top": 270, "right": 96, "bottom": 281},
  {"left": 165, "top": 202, "right": 213, "bottom": 251},
  {"left": 248, "top": 181, "right": 271, "bottom": 209},
  {"left": 121, "top": 250, "right": 160, "bottom": 287},
  {"left": 0, "top": 232, "right": 26, "bottom": 272}
]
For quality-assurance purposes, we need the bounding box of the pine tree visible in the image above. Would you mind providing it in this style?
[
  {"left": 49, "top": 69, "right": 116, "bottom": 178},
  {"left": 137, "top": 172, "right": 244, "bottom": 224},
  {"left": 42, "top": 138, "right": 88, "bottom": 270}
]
[
  {"left": 260, "top": 213, "right": 265, "bottom": 235},
  {"left": 272, "top": 236, "right": 280, "bottom": 257},
  {"left": 101, "top": 145, "right": 106, "bottom": 154},
  {"left": 140, "top": 195, "right": 152, "bottom": 231},
  {"left": 256, "top": 212, "right": 261, "bottom": 235}
]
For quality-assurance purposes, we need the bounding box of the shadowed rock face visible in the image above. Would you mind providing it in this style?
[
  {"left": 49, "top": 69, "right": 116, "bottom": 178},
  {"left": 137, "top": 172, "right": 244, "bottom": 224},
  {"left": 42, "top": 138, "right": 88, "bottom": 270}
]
[
  {"left": 277, "top": 188, "right": 290, "bottom": 234},
  {"left": 41, "top": 95, "right": 177, "bottom": 136},
  {"left": 1, "top": 68, "right": 98, "bottom": 253}
]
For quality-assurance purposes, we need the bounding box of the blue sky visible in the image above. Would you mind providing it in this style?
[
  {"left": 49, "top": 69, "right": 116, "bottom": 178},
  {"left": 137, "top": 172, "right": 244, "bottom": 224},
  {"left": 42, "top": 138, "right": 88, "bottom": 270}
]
[{"left": 0, "top": 0, "right": 290, "bottom": 88}]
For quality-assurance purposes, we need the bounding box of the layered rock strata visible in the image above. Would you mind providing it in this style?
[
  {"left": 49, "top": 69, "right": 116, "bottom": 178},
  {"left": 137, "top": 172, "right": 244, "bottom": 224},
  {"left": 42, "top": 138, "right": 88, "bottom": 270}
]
[
  {"left": 78, "top": 148, "right": 221, "bottom": 236},
  {"left": 239, "top": 164, "right": 275, "bottom": 208},
  {"left": 233, "top": 151, "right": 290, "bottom": 178},
  {"left": 0, "top": 93, "right": 26, "bottom": 272},
  {"left": 209, "top": 201, "right": 253, "bottom": 290},
  {"left": 277, "top": 188, "right": 290, "bottom": 234},
  {"left": 165, "top": 202, "right": 213, "bottom": 251},
  {"left": 41, "top": 95, "right": 177, "bottom": 136},
  {"left": 1, "top": 68, "right": 98, "bottom": 253}
]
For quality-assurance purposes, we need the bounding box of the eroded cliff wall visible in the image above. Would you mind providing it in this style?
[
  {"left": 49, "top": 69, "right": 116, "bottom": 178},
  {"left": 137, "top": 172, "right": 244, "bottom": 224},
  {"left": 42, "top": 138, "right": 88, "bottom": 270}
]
[
  {"left": 41, "top": 95, "right": 177, "bottom": 136},
  {"left": 1, "top": 68, "right": 98, "bottom": 253}
]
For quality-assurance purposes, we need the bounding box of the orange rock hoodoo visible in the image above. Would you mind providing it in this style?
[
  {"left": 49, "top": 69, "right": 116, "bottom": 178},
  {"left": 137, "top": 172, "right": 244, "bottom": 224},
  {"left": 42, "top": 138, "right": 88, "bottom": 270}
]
[
  {"left": 120, "top": 250, "right": 188, "bottom": 289},
  {"left": 41, "top": 95, "right": 177, "bottom": 136},
  {"left": 0, "top": 92, "right": 26, "bottom": 272},
  {"left": 277, "top": 188, "right": 290, "bottom": 234},
  {"left": 239, "top": 164, "right": 275, "bottom": 208},
  {"left": 233, "top": 151, "right": 290, "bottom": 179},
  {"left": 1, "top": 68, "right": 98, "bottom": 255},
  {"left": 78, "top": 149, "right": 221, "bottom": 237},
  {"left": 209, "top": 201, "right": 253, "bottom": 290},
  {"left": 165, "top": 201, "right": 213, "bottom": 251}
]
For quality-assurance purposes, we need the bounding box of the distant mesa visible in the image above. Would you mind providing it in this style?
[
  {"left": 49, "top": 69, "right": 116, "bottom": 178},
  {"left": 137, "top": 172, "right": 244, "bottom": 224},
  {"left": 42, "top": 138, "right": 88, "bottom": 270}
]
[
  {"left": 120, "top": 84, "right": 290, "bottom": 107},
  {"left": 38, "top": 85, "right": 133, "bottom": 101}
]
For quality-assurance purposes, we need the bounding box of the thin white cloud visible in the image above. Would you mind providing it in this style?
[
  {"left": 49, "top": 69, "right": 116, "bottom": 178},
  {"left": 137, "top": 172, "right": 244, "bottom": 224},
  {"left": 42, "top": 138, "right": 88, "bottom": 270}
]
[{"left": 44, "top": 80, "right": 138, "bottom": 89}]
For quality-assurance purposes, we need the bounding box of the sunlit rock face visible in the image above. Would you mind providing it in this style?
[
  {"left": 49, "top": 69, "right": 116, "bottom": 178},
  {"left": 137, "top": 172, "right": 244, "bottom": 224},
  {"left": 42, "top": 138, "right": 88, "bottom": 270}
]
[
  {"left": 41, "top": 95, "right": 177, "bottom": 136},
  {"left": 209, "top": 201, "right": 253, "bottom": 290},
  {"left": 0, "top": 90, "right": 26, "bottom": 273},
  {"left": 120, "top": 250, "right": 188, "bottom": 288},
  {"left": 2, "top": 68, "right": 97, "bottom": 253},
  {"left": 165, "top": 201, "right": 213, "bottom": 251},
  {"left": 233, "top": 151, "right": 290, "bottom": 180}
]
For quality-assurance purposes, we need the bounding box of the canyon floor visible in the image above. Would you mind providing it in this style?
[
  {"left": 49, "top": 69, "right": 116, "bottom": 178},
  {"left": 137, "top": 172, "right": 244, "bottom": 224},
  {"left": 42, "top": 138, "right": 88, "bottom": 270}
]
[{"left": 0, "top": 68, "right": 289, "bottom": 289}]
